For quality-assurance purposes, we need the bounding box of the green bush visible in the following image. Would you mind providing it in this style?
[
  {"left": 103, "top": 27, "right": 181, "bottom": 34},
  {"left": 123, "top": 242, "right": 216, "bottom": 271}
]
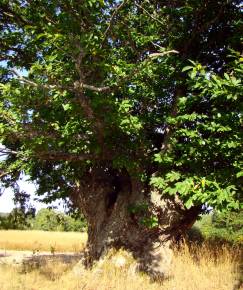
[
  {"left": 194, "top": 210, "right": 243, "bottom": 244},
  {"left": 30, "top": 208, "right": 87, "bottom": 232}
]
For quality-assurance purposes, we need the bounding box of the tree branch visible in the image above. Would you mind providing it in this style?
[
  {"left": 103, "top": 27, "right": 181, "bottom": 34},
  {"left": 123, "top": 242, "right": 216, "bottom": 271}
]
[
  {"left": 11, "top": 69, "right": 63, "bottom": 90},
  {"left": 102, "top": 0, "right": 128, "bottom": 45},
  {"left": 0, "top": 148, "right": 19, "bottom": 156},
  {"left": 73, "top": 81, "right": 110, "bottom": 93},
  {"left": 37, "top": 151, "right": 95, "bottom": 162},
  {"left": 0, "top": 4, "right": 31, "bottom": 26},
  {"left": 148, "top": 51, "right": 179, "bottom": 59},
  {"left": 11, "top": 69, "right": 111, "bottom": 93},
  {"left": 135, "top": 3, "right": 164, "bottom": 26},
  {"left": 0, "top": 147, "right": 98, "bottom": 162},
  {"left": 0, "top": 171, "right": 10, "bottom": 178}
]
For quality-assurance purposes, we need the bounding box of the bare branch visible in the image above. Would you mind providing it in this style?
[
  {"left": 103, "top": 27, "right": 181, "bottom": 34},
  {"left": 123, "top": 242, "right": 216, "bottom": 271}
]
[
  {"left": 0, "top": 148, "right": 19, "bottom": 155},
  {"left": 1, "top": 4, "right": 31, "bottom": 25},
  {"left": 37, "top": 151, "right": 95, "bottom": 162},
  {"left": 0, "top": 147, "right": 97, "bottom": 162},
  {"left": 135, "top": 3, "right": 164, "bottom": 26},
  {"left": 11, "top": 69, "right": 111, "bottom": 93},
  {"left": 0, "top": 171, "right": 11, "bottom": 178},
  {"left": 74, "top": 81, "right": 110, "bottom": 93},
  {"left": 148, "top": 50, "right": 179, "bottom": 59},
  {"left": 102, "top": 0, "right": 128, "bottom": 45},
  {"left": 11, "top": 69, "right": 60, "bottom": 90}
]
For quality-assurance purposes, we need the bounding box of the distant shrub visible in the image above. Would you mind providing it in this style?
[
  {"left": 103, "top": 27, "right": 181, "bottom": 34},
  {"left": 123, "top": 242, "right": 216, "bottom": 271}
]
[
  {"left": 194, "top": 210, "right": 243, "bottom": 245},
  {"left": 30, "top": 208, "right": 87, "bottom": 232},
  {"left": 212, "top": 210, "right": 243, "bottom": 232}
]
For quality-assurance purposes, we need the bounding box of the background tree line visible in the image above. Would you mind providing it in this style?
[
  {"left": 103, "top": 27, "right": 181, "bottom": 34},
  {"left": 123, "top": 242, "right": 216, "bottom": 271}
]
[{"left": 0, "top": 208, "right": 87, "bottom": 232}]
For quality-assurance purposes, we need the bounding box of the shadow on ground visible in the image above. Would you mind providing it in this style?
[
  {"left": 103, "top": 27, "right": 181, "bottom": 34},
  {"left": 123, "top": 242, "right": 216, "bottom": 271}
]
[
  {"left": 20, "top": 253, "right": 82, "bottom": 280},
  {"left": 22, "top": 253, "right": 81, "bottom": 267},
  {"left": 0, "top": 253, "right": 10, "bottom": 258}
]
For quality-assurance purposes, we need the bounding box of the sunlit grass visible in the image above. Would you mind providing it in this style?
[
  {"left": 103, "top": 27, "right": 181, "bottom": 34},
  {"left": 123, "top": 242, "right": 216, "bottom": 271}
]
[
  {"left": 0, "top": 235, "right": 241, "bottom": 290},
  {"left": 0, "top": 230, "right": 87, "bottom": 252}
]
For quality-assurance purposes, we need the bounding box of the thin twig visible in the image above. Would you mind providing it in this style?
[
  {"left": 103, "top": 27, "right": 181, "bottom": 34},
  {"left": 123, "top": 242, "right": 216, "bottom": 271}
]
[
  {"left": 102, "top": 0, "right": 127, "bottom": 45},
  {"left": 135, "top": 3, "right": 164, "bottom": 26}
]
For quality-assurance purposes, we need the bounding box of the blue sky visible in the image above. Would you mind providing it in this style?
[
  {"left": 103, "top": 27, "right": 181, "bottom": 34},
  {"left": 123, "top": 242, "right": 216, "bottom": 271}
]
[
  {"left": 0, "top": 180, "right": 34, "bottom": 213},
  {"left": 0, "top": 179, "right": 65, "bottom": 213}
]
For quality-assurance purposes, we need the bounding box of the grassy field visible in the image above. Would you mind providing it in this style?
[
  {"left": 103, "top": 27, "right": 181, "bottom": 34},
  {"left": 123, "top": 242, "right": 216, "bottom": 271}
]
[
  {"left": 0, "top": 230, "right": 242, "bottom": 290},
  {"left": 0, "top": 230, "right": 87, "bottom": 252}
]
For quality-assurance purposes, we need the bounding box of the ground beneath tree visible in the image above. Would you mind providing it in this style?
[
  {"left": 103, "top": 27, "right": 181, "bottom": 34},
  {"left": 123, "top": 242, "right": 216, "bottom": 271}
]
[
  {"left": 0, "top": 247, "right": 240, "bottom": 290},
  {"left": 0, "top": 249, "right": 81, "bottom": 267}
]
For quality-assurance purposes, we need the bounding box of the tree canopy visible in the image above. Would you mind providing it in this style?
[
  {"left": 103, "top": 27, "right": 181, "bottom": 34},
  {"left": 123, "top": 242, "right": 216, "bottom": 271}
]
[{"left": 0, "top": 0, "right": 242, "bottom": 213}]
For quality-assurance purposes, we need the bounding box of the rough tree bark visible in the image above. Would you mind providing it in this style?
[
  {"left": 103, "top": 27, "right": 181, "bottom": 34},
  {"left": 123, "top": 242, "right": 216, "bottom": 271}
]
[{"left": 71, "top": 165, "right": 200, "bottom": 278}]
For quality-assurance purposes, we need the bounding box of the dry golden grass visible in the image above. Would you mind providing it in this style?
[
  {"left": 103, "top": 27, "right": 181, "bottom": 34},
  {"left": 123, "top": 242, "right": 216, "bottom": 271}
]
[
  {"left": 0, "top": 241, "right": 242, "bottom": 290},
  {"left": 0, "top": 230, "right": 87, "bottom": 252}
]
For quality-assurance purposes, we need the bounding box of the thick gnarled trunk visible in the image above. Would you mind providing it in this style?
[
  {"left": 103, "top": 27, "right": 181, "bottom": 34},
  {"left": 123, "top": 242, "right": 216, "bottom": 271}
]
[{"left": 71, "top": 166, "right": 200, "bottom": 278}]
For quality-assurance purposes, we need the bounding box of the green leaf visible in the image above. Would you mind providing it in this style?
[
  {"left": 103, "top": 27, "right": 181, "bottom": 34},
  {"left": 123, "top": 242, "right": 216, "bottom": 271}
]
[
  {"left": 182, "top": 65, "right": 193, "bottom": 72},
  {"left": 190, "top": 70, "right": 197, "bottom": 79},
  {"left": 184, "top": 199, "right": 194, "bottom": 209},
  {"left": 166, "top": 171, "right": 181, "bottom": 182},
  {"left": 236, "top": 171, "right": 243, "bottom": 178},
  {"left": 150, "top": 177, "right": 166, "bottom": 189},
  {"left": 62, "top": 103, "right": 71, "bottom": 111}
]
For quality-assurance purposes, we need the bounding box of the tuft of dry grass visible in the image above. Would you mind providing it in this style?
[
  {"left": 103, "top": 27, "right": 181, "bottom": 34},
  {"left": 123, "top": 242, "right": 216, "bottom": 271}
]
[
  {"left": 0, "top": 241, "right": 242, "bottom": 290},
  {"left": 166, "top": 243, "right": 242, "bottom": 290},
  {"left": 0, "top": 230, "right": 87, "bottom": 252}
]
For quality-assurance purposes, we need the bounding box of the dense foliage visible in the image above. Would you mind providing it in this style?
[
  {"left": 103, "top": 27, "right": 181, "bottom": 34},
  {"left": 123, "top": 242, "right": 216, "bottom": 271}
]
[{"left": 0, "top": 1, "right": 242, "bottom": 213}]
